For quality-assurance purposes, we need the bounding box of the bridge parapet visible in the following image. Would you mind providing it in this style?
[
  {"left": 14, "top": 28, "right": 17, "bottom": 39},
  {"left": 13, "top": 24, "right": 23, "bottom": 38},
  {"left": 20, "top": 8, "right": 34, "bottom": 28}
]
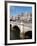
[{"left": 10, "top": 21, "right": 32, "bottom": 33}]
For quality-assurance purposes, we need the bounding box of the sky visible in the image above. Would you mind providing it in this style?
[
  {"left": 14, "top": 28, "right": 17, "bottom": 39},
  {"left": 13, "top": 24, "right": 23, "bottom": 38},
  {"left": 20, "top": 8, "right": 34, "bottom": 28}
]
[{"left": 10, "top": 6, "right": 32, "bottom": 16}]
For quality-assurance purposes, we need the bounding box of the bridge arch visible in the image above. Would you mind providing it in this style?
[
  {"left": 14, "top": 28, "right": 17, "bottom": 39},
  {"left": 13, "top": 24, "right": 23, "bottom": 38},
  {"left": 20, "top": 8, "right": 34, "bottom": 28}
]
[
  {"left": 10, "top": 24, "right": 20, "bottom": 40},
  {"left": 24, "top": 31, "right": 32, "bottom": 39}
]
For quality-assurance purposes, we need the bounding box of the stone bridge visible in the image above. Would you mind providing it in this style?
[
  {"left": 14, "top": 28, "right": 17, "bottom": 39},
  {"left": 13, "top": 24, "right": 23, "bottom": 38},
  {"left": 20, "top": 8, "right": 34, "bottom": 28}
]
[{"left": 10, "top": 21, "right": 32, "bottom": 39}]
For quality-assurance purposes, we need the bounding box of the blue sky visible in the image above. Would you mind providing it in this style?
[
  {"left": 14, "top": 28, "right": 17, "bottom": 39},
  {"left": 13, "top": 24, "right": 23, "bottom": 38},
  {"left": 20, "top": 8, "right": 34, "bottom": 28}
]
[{"left": 10, "top": 6, "right": 32, "bottom": 16}]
